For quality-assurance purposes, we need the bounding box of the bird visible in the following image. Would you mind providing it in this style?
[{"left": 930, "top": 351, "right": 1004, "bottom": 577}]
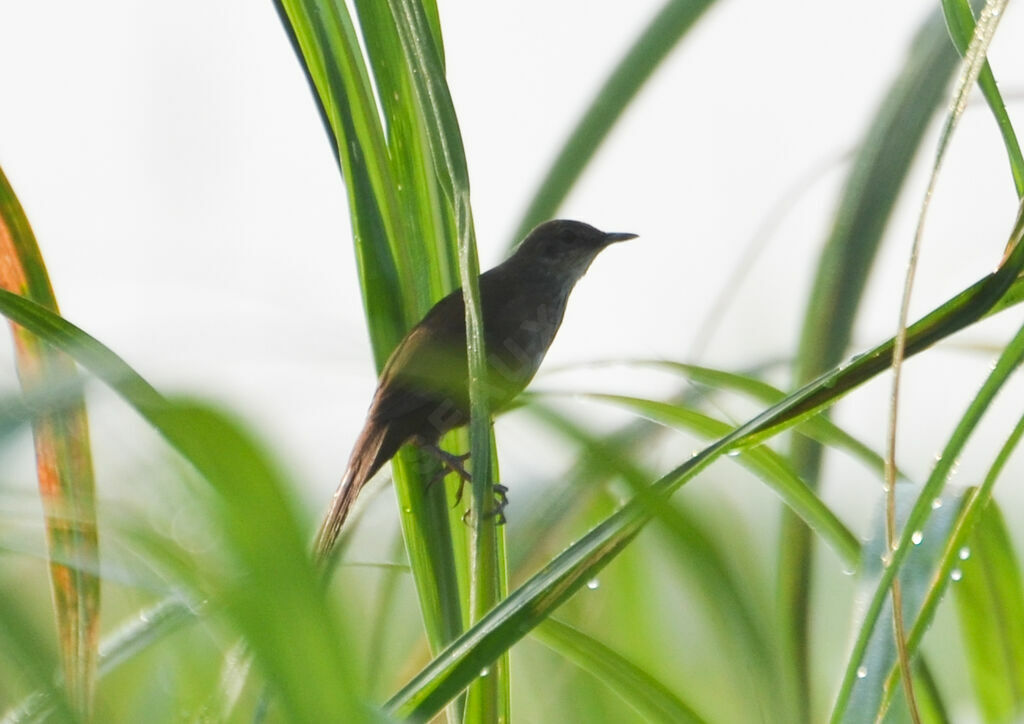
[{"left": 313, "top": 219, "right": 637, "bottom": 561}]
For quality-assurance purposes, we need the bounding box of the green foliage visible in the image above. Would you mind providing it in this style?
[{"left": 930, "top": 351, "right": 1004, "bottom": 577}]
[{"left": 2, "top": 2, "right": 1024, "bottom": 723}]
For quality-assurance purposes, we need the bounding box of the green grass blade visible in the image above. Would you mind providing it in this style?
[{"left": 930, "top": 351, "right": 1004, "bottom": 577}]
[
  {"left": 7, "top": 597, "right": 202, "bottom": 722},
  {"left": 841, "top": 486, "right": 969, "bottom": 723},
  {"left": 351, "top": 0, "right": 457, "bottom": 299},
  {"left": 0, "top": 291, "right": 366, "bottom": 720},
  {"left": 533, "top": 618, "right": 707, "bottom": 724},
  {"left": 836, "top": 2, "right": 1014, "bottom": 717},
  {"left": 152, "top": 401, "right": 367, "bottom": 722},
  {"left": 954, "top": 501, "right": 1024, "bottom": 721},
  {"left": 276, "top": 0, "right": 419, "bottom": 345},
  {"left": 0, "top": 165, "right": 99, "bottom": 717},
  {"left": 511, "top": 0, "right": 718, "bottom": 244},
  {"left": 385, "top": 200, "right": 1024, "bottom": 720},
  {"left": 831, "top": 317, "right": 1024, "bottom": 721},
  {"left": 874, "top": 410, "right": 1024, "bottom": 716},
  {"left": 0, "top": 594, "right": 77, "bottom": 723},
  {"left": 275, "top": 0, "right": 467, "bottom": 665},
  {"left": 515, "top": 400, "right": 791, "bottom": 719},
  {"left": 384, "top": 1, "right": 506, "bottom": 720},
  {"left": 577, "top": 392, "right": 859, "bottom": 566},
  {"left": 632, "top": 360, "right": 903, "bottom": 479},
  {"left": 941, "top": 0, "right": 1024, "bottom": 195},
  {"left": 783, "top": 10, "right": 960, "bottom": 712}
]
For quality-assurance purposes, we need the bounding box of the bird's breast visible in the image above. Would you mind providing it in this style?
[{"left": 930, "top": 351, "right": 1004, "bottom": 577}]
[{"left": 482, "top": 284, "right": 570, "bottom": 397}]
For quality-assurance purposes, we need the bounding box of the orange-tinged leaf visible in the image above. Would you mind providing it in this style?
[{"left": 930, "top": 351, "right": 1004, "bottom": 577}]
[{"left": 0, "top": 165, "right": 99, "bottom": 717}]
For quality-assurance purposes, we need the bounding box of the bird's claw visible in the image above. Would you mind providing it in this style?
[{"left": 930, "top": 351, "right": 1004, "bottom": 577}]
[
  {"left": 422, "top": 444, "right": 471, "bottom": 492},
  {"left": 418, "top": 443, "right": 507, "bottom": 524},
  {"left": 460, "top": 483, "right": 509, "bottom": 526},
  {"left": 488, "top": 484, "right": 509, "bottom": 523}
]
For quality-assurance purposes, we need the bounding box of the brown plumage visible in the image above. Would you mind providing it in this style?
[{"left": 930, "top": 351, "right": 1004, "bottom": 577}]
[{"left": 314, "top": 220, "right": 636, "bottom": 561}]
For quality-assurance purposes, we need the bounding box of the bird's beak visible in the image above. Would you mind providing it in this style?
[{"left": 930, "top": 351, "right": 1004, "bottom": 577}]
[{"left": 603, "top": 231, "right": 638, "bottom": 245}]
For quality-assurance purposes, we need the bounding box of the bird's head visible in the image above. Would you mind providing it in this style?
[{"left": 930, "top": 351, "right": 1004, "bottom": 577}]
[{"left": 512, "top": 219, "right": 637, "bottom": 281}]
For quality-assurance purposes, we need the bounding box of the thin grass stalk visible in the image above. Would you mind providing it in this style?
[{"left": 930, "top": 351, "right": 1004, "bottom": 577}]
[
  {"left": 883, "top": 2, "right": 1008, "bottom": 718},
  {"left": 781, "top": 12, "right": 959, "bottom": 716}
]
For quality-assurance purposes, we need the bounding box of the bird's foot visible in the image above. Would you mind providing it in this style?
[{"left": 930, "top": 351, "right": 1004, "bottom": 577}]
[
  {"left": 488, "top": 483, "right": 509, "bottom": 524},
  {"left": 460, "top": 483, "right": 509, "bottom": 526},
  {"left": 418, "top": 442, "right": 473, "bottom": 502}
]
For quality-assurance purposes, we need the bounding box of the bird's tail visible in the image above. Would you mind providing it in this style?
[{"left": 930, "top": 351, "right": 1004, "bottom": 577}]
[{"left": 314, "top": 420, "right": 392, "bottom": 563}]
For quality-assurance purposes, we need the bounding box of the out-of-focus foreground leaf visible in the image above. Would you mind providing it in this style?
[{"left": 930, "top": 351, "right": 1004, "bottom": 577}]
[
  {"left": 0, "top": 289, "right": 366, "bottom": 721},
  {"left": 533, "top": 618, "right": 707, "bottom": 724},
  {"left": 577, "top": 392, "right": 859, "bottom": 567},
  {"left": 0, "top": 165, "right": 99, "bottom": 716},
  {"left": 954, "top": 501, "right": 1024, "bottom": 722}
]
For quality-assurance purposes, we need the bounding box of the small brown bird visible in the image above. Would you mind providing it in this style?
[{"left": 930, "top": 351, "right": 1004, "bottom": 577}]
[{"left": 314, "top": 219, "right": 636, "bottom": 560}]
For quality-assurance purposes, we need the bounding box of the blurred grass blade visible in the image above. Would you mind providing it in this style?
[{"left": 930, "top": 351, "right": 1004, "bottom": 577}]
[
  {"left": 954, "top": 501, "right": 1024, "bottom": 721},
  {"left": 8, "top": 598, "right": 200, "bottom": 722},
  {"left": 841, "top": 485, "right": 968, "bottom": 723},
  {"left": 629, "top": 360, "right": 904, "bottom": 479},
  {"left": 384, "top": 1, "right": 505, "bottom": 719},
  {"left": 0, "top": 595, "right": 77, "bottom": 723},
  {"left": 782, "top": 10, "right": 959, "bottom": 714},
  {"left": 151, "top": 401, "right": 366, "bottom": 722},
  {"left": 877, "top": 412, "right": 1024, "bottom": 716},
  {"left": 0, "top": 291, "right": 366, "bottom": 720},
  {"left": 577, "top": 392, "right": 859, "bottom": 567},
  {"left": 516, "top": 400, "right": 792, "bottom": 720},
  {"left": 0, "top": 166, "right": 99, "bottom": 716},
  {"left": 511, "top": 0, "right": 718, "bottom": 244},
  {"left": 941, "top": 0, "right": 1024, "bottom": 195},
  {"left": 533, "top": 618, "right": 707, "bottom": 724}
]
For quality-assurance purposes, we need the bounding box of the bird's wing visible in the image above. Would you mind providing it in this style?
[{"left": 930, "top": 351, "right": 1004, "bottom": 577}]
[{"left": 371, "top": 291, "right": 470, "bottom": 425}]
